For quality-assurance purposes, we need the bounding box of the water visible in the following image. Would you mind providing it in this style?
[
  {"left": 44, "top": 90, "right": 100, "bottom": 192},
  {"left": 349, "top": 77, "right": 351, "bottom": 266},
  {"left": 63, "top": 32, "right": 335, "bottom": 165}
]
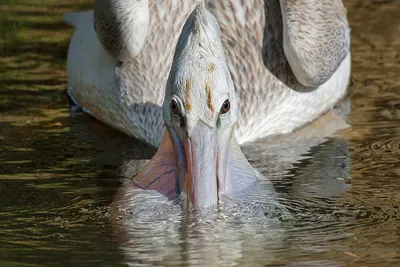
[{"left": 1, "top": 0, "right": 399, "bottom": 266}]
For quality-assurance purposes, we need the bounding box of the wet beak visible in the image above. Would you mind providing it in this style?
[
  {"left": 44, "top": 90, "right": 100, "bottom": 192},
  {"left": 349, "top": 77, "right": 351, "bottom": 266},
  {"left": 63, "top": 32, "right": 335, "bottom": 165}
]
[
  {"left": 182, "top": 122, "right": 218, "bottom": 207},
  {"left": 166, "top": 121, "right": 233, "bottom": 208}
]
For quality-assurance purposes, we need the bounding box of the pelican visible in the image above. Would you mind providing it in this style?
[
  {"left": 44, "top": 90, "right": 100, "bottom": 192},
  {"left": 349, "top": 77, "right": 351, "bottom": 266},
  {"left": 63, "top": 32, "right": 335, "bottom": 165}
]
[
  {"left": 62, "top": 0, "right": 351, "bottom": 149},
  {"left": 125, "top": 3, "right": 277, "bottom": 207}
]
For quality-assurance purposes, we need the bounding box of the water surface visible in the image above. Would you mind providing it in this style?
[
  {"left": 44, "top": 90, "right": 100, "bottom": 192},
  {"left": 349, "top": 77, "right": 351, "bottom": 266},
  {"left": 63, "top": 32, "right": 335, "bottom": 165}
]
[{"left": 0, "top": 0, "right": 399, "bottom": 266}]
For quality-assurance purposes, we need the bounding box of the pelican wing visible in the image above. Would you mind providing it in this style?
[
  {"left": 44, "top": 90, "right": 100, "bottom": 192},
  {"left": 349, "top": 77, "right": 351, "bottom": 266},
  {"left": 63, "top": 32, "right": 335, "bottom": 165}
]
[
  {"left": 93, "top": 0, "right": 149, "bottom": 62},
  {"left": 280, "top": 0, "right": 350, "bottom": 87}
]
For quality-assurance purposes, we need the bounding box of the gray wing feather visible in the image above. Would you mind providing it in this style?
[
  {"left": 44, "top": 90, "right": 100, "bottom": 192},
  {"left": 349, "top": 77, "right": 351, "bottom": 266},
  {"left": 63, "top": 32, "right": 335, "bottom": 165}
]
[{"left": 280, "top": 0, "right": 350, "bottom": 87}]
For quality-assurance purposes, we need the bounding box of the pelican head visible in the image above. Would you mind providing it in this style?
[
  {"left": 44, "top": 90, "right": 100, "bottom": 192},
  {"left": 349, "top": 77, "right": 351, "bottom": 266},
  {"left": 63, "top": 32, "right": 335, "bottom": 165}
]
[
  {"left": 163, "top": 3, "right": 238, "bottom": 207},
  {"left": 134, "top": 3, "right": 260, "bottom": 208}
]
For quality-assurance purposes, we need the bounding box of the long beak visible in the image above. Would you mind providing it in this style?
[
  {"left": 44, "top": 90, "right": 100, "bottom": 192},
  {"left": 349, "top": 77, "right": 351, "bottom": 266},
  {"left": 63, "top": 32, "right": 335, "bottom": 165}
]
[
  {"left": 167, "top": 121, "right": 234, "bottom": 208},
  {"left": 134, "top": 123, "right": 261, "bottom": 208},
  {"left": 183, "top": 122, "right": 219, "bottom": 207}
]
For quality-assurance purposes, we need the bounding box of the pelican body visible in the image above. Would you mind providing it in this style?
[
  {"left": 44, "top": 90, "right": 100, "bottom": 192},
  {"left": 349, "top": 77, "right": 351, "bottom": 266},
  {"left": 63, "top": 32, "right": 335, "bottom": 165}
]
[
  {"left": 119, "top": 3, "right": 278, "bottom": 208},
  {"left": 63, "top": 0, "right": 351, "bottom": 148}
]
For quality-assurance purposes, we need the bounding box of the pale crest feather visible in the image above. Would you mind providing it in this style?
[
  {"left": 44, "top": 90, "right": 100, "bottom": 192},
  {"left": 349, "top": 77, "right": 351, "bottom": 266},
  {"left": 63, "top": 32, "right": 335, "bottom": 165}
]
[{"left": 163, "top": 2, "right": 237, "bottom": 132}]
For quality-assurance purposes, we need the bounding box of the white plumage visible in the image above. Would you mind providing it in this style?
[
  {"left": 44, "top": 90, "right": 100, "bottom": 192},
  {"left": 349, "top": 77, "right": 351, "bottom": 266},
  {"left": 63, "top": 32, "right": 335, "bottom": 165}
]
[{"left": 63, "top": 0, "right": 351, "bottom": 147}]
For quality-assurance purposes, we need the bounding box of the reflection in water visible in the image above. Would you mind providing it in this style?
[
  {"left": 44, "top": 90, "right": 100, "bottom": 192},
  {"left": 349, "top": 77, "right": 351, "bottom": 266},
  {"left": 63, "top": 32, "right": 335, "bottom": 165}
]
[
  {"left": 0, "top": 0, "right": 399, "bottom": 266},
  {"left": 112, "top": 100, "right": 352, "bottom": 266},
  {"left": 113, "top": 191, "right": 288, "bottom": 267}
]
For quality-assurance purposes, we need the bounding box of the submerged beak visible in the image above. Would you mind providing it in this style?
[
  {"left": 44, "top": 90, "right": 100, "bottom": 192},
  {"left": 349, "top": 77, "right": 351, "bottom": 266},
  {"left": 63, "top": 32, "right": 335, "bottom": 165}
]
[
  {"left": 183, "top": 122, "right": 218, "bottom": 207},
  {"left": 170, "top": 122, "right": 232, "bottom": 208}
]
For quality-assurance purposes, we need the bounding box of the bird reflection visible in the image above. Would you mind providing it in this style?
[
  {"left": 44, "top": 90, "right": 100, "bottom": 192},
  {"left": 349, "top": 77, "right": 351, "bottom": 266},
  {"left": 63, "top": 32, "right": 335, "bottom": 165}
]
[{"left": 110, "top": 99, "right": 351, "bottom": 266}]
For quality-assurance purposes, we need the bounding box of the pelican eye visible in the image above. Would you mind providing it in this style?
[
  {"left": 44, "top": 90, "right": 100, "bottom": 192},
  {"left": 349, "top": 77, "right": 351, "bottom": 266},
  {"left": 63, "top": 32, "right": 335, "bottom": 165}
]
[
  {"left": 170, "top": 99, "right": 180, "bottom": 115},
  {"left": 221, "top": 99, "right": 230, "bottom": 114}
]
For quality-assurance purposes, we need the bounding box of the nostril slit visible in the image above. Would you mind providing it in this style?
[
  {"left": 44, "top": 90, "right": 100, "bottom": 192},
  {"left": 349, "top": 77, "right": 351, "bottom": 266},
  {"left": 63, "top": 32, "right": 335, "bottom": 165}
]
[
  {"left": 180, "top": 116, "right": 186, "bottom": 128},
  {"left": 216, "top": 117, "right": 221, "bottom": 128}
]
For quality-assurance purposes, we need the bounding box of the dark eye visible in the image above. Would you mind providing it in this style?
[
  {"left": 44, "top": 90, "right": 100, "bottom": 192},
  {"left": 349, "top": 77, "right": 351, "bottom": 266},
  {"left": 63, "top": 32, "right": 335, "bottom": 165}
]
[
  {"left": 170, "top": 100, "right": 180, "bottom": 115},
  {"left": 221, "top": 99, "right": 230, "bottom": 114}
]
